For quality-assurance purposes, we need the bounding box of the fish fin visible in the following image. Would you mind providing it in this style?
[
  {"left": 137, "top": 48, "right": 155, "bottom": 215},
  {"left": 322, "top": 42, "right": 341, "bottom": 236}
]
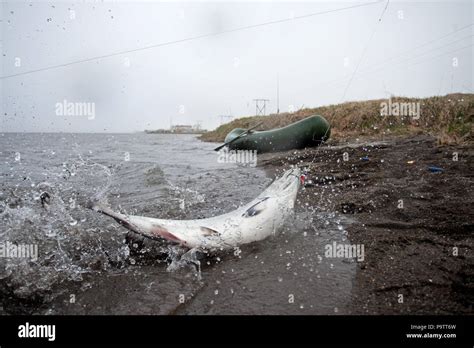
[
  {"left": 152, "top": 225, "right": 184, "bottom": 243},
  {"left": 200, "top": 226, "right": 220, "bottom": 236},
  {"left": 242, "top": 197, "right": 269, "bottom": 218}
]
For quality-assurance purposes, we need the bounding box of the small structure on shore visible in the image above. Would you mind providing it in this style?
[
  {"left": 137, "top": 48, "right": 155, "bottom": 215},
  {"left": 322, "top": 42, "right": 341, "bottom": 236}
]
[
  {"left": 145, "top": 124, "right": 206, "bottom": 134},
  {"left": 171, "top": 124, "right": 194, "bottom": 133}
]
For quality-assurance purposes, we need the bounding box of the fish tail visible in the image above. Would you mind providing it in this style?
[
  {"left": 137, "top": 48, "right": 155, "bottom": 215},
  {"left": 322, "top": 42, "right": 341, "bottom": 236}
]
[{"left": 87, "top": 200, "right": 129, "bottom": 225}]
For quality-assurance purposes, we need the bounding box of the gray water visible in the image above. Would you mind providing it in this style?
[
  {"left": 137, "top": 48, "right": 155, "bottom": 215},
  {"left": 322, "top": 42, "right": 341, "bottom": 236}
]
[{"left": 0, "top": 133, "right": 355, "bottom": 314}]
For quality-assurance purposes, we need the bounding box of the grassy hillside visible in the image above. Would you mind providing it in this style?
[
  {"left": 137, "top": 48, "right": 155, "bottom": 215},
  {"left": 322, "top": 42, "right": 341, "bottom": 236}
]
[{"left": 200, "top": 93, "right": 474, "bottom": 145}]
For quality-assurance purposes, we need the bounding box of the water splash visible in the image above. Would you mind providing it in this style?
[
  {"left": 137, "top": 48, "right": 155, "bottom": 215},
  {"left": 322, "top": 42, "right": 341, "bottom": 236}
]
[{"left": 0, "top": 155, "right": 127, "bottom": 312}]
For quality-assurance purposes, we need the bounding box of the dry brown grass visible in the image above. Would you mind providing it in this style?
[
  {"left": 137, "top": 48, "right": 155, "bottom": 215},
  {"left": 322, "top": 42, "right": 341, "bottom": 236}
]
[{"left": 200, "top": 93, "right": 474, "bottom": 145}]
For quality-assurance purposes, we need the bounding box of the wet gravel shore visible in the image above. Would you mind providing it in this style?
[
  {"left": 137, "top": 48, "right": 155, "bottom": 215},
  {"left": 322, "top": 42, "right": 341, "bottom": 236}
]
[{"left": 258, "top": 134, "right": 473, "bottom": 314}]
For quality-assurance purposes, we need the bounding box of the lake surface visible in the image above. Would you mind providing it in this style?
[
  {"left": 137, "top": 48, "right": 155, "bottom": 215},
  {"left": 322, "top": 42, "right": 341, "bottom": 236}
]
[{"left": 0, "top": 133, "right": 355, "bottom": 314}]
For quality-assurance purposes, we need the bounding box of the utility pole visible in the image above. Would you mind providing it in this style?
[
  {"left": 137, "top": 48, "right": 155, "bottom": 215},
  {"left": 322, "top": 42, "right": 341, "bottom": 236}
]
[
  {"left": 276, "top": 74, "right": 280, "bottom": 114},
  {"left": 195, "top": 120, "right": 202, "bottom": 130},
  {"left": 253, "top": 99, "right": 270, "bottom": 116},
  {"left": 218, "top": 115, "right": 233, "bottom": 125}
]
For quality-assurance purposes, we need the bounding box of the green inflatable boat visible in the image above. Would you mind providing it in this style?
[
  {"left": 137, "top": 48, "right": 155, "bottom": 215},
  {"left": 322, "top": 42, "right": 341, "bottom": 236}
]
[{"left": 223, "top": 115, "right": 331, "bottom": 153}]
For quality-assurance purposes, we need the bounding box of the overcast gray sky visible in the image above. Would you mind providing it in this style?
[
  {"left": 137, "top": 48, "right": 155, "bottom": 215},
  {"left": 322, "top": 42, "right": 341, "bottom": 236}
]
[{"left": 1, "top": 0, "right": 473, "bottom": 133}]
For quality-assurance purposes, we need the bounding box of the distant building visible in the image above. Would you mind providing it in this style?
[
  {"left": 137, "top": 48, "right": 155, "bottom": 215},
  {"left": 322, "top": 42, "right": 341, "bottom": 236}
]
[
  {"left": 145, "top": 123, "right": 206, "bottom": 134},
  {"left": 171, "top": 125, "right": 194, "bottom": 133}
]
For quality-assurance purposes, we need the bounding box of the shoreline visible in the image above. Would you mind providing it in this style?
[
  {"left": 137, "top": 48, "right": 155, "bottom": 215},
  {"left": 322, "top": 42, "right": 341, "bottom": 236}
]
[
  {"left": 200, "top": 93, "right": 473, "bottom": 146},
  {"left": 1, "top": 132, "right": 471, "bottom": 315}
]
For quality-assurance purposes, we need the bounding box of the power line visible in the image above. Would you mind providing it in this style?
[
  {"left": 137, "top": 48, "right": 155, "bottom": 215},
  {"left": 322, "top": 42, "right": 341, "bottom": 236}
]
[
  {"left": 308, "top": 0, "right": 388, "bottom": 208},
  {"left": 310, "top": 43, "right": 473, "bottom": 106},
  {"left": 323, "top": 30, "right": 474, "bottom": 90},
  {"left": 341, "top": 0, "right": 390, "bottom": 101},
  {"left": 359, "top": 22, "right": 474, "bottom": 74},
  {"left": 355, "top": 36, "right": 473, "bottom": 80},
  {"left": 380, "top": 43, "right": 474, "bottom": 75},
  {"left": 327, "top": 39, "right": 474, "bottom": 90},
  {"left": 352, "top": 44, "right": 474, "bottom": 95},
  {"left": 303, "top": 24, "right": 474, "bottom": 94},
  {"left": 0, "top": 0, "right": 384, "bottom": 80}
]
